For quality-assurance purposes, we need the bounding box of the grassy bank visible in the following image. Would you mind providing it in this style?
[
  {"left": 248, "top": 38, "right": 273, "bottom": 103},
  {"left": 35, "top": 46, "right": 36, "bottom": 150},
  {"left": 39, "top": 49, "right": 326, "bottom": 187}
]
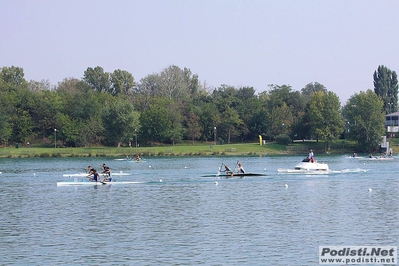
[{"left": 0, "top": 139, "right": 367, "bottom": 158}]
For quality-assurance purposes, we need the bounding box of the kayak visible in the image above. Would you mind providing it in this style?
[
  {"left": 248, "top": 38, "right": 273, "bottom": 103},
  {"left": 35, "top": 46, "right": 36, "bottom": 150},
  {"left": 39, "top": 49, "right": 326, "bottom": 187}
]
[
  {"left": 63, "top": 171, "right": 131, "bottom": 177},
  {"left": 358, "top": 157, "right": 394, "bottom": 161},
  {"left": 57, "top": 180, "right": 143, "bottom": 186},
  {"left": 127, "top": 160, "right": 146, "bottom": 163},
  {"left": 114, "top": 158, "right": 146, "bottom": 162},
  {"left": 202, "top": 173, "right": 266, "bottom": 178}
]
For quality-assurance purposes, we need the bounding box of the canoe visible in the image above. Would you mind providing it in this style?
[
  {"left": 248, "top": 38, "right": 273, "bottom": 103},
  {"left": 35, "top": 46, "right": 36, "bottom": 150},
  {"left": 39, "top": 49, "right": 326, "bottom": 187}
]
[
  {"left": 201, "top": 173, "right": 266, "bottom": 177},
  {"left": 57, "top": 181, "right": 143, "bottom": 186},
  {"left": 63, "top": 171, "right": 131, "bottom": 177}
]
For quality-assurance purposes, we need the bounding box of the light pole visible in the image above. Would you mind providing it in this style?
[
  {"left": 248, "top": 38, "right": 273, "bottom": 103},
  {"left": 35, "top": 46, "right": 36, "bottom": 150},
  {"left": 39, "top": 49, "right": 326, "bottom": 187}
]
[
  {"left": 282, "top": 123, "right": 285, "bottom": 134},
  {"left": 388, "top": 103, "right": 393, "bottom": 131},
  {"left": 214, "top": 127, "right": 217, "bottom": 145},
  {"left": 135, "top": 129, "right": 138, "bottom": 148},
  {"left": 54, "top": 129, "right": 57, "bottom": 148}
]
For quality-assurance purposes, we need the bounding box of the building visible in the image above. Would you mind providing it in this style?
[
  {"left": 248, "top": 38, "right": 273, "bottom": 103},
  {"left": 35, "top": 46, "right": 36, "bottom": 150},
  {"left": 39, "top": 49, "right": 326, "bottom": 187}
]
[{"left": 385, "top": 111, "right": 399, "bottom": 132}]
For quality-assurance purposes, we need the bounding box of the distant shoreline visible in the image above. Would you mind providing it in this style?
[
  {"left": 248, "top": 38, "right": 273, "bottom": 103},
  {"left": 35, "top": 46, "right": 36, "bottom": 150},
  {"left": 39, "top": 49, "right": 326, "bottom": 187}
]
[{"left": 0, "top": 141, "right": 362, "bottom": 158}]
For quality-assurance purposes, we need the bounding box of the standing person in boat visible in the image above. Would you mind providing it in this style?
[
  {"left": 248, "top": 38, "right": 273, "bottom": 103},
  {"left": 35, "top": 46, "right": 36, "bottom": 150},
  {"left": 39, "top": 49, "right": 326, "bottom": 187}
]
[
  {"left": 237, "top": 162, "right": 245, "bottom": 174},
  {"left": 308, "top": 149, "right": 315, "bottom": 163}
]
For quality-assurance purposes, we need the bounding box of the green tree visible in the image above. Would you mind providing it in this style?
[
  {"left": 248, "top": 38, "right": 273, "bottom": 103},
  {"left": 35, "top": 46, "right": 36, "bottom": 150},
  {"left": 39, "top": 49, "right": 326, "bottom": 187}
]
[
  {"left": 344, "top": 90, "right": 386, "bottom": 152},
  {"left": 301, "top": 82, "right": 327, "bottom": 100},
  {"left": 0, "top": 66, "right": 27, "bottom": 89},
  {"left": 373, "top": 65, "right": 398, "bottom": 114},
  {"left": 267, "top": 103, "right": 293, "bottom": 140},
  {"left": 185, "top": 112, "right": 201, "bottom": 145},
  {"left": 101, "top": 100, "right": 140, "bottom": 146},
  {"left": 110, "top": 69, "right": 135, "bottom": 96},
  {"left": 11, "top": 109, "right": 34, "bottom": 143},
  {"left": 83, "top": 66, "right": 111, "bottom": 93},
  {"left": 308, "top": 91, "right": 344, "bottom": 152},
  {"left": 197, "top": 102, "right": 221, "bottom": 141},
  {"left": 140, "top": 99, "right": 171, "bottom": 144}
]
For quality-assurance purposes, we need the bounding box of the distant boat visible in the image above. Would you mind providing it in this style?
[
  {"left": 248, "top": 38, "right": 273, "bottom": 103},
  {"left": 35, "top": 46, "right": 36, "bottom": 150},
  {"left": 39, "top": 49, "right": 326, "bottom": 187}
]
[{"left": 114, "top": 157, "right": 146, "bottom": 162}]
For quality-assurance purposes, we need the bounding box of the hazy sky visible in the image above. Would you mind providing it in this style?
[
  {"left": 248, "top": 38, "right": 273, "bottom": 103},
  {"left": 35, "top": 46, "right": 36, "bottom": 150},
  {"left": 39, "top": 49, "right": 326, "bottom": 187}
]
[{"left": 1, "top": 0, "right": 398, "bottom": 104}]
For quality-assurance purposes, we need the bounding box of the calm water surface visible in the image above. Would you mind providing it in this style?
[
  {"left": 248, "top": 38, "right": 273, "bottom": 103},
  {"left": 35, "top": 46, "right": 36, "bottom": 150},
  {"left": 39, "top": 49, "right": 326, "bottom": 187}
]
[{"left": 0, "top": 155, "right": 398, "bottom": 265}]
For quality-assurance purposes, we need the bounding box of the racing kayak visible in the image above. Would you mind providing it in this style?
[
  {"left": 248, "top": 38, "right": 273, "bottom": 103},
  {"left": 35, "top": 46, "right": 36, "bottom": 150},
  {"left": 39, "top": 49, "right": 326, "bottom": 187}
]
[
  {"left": 57, "top": 180, "right": 143, "bottom": 186},
  {"left": 201, "top": 173, "right": 266, "bottom": 177},
  {"left": 63, "top": 171, "right": 131, "bottom": 177}
]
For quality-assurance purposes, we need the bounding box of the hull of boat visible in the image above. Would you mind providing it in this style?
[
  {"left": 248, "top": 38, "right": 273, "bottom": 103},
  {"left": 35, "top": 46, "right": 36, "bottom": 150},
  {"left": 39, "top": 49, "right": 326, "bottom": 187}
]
[
  {"left": 294, "top": 162, "right": 329, "bottom": 171},
  {"left": 277, "top": 168, "right": 330, "bottom": 174},
  {"left": 57, "top": 181, "right": 142, "bottom": 186},
  {"left": 358, "top": 157, "right": 394, "bottom": 161},
  {"left": 202, "top": 173, "right": 266, "bottom": 177},
  {"left": 278, "top": 161, "right": 330, "bottom": 174},
  {"left": 114, "top": 159, "right": 146, "bottom": 162}
]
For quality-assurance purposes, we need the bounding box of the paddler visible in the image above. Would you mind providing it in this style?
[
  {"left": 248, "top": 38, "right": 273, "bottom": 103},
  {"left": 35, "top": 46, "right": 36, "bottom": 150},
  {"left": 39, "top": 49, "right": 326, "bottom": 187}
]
[
  {"left": 237, "top": 162, "right": 245, "bottom": 174},
  {"left": 88, "top": 169, "right": 100, "bottom": 182},
  {"left": 101, "top": 163, "right": 112, "bottom": 182},
  {"left": 221, "top": 163, "right": 233, "bottom": 175}
]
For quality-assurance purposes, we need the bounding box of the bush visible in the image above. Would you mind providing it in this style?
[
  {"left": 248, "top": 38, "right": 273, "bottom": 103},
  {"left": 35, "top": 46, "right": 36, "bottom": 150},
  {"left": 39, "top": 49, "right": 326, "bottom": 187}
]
[{"left": 276, "top": 134, "right": 292, "bottom": 145}]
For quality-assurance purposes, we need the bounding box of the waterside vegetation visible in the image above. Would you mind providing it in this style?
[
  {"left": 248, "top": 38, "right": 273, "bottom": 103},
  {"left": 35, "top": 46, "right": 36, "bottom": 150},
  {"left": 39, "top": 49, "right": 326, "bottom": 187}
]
[{"left": 2, "top": 139, "right": 398, "bottom": 158}]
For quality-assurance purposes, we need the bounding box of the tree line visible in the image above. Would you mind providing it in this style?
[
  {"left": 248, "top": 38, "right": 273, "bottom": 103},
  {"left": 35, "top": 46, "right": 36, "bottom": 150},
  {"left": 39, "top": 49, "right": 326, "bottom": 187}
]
[{"left": 0, "top": 64, "right": 397, "bottom": 152}]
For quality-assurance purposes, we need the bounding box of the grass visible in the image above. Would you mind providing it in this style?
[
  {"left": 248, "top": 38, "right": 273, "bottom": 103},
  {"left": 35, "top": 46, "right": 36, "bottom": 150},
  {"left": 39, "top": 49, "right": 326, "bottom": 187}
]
[{"left": 0, "top": 139, "right": 371, "bottom": 158}]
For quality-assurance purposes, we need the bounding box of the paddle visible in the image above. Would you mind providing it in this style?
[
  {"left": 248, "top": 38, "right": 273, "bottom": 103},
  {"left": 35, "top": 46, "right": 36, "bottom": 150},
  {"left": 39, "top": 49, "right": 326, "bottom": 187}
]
[{"left": 217, "top": 163, "right": 224, "bottom": 176}]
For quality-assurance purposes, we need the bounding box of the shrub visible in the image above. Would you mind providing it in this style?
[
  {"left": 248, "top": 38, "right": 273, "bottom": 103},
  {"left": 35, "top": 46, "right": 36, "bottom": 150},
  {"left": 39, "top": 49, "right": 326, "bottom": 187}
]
[{"left": 276, "top": 134, "right": 292, "bottom": 145}]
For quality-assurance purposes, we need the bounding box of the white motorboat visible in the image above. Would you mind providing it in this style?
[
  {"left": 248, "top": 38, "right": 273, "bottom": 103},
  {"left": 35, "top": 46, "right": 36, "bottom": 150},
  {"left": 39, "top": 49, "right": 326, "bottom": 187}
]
[{"left": 278, "top": 160, "right": 330, "bottom": 174}]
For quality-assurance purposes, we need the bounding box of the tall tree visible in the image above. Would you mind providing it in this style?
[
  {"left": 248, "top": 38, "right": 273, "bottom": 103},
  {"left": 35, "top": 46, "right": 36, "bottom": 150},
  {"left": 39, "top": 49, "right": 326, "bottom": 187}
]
[
  {"left": 308, "top": 91, "right": 344, "bottom": 151},
  {"left": 0, "top": 66, "right": 27, "bottom": 89},
  {"left": 373, "top": 65, "right": 398, "bottom": 114},
  {"left": 83, "top": 66, "right": 111, "bottom": 93},
  {"left": 101, "top": 100, "right": 140, "bottom": 146},
  {"left": 301, "top": 82, "right": 327, "bottom": 100},
  {"left": 110, "top": 69, "right": 135, "bottom": 96},
  {"left": 344, "top": 90, "right": 385, "bottom": 152}
]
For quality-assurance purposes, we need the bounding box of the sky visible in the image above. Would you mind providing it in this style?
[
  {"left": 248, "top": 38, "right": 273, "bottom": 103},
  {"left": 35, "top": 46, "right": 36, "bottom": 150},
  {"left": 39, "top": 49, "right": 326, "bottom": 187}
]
[{"left": 1, "top": 0, "right": 399, "bottom": 104}]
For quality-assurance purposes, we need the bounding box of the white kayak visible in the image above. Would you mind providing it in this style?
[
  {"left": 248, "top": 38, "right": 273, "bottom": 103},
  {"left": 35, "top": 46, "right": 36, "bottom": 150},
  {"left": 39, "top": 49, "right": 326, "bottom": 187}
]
[
  {"left": 114, "top": 158, "right": 146, "bottom": 162},
  {"left": 63, "top": 171, "right": 131, "bottom": 177},
  {"left": 358, "top": 157, "right": 394, "bottom": 161},
  {"left": 57, "top": 180, "right": 143, "bottom": 186}
]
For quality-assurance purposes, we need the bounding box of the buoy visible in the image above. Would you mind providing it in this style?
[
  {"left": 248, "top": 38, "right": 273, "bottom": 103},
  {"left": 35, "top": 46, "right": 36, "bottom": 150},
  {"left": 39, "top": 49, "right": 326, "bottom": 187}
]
[
  {"left": 159, "top": 179, "right": 162, "bottom": 182},
  {"left": 368, "top": 188, "right": 372, "bottom": 192},
  {"left": 215, "top": 181, "right": 218, "bottom": 185},
  {"left": 285, "top": 184, "right": 288, "bottom": 188}
]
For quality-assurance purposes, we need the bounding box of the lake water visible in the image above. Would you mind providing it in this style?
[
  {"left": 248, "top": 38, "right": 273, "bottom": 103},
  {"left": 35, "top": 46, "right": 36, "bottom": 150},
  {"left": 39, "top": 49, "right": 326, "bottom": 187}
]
[{"left": 0, "top": 154, "right": 398, "bottom": 265}]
